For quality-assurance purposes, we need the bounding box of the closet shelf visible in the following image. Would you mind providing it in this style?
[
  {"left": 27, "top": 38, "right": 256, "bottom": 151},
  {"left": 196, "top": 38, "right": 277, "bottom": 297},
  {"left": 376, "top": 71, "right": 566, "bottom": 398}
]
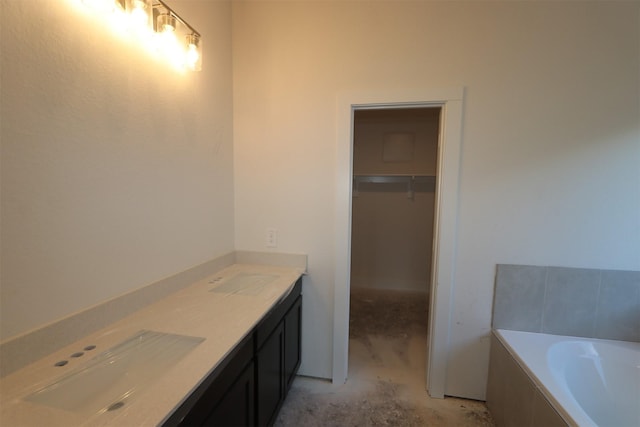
[
  {"left": 352, "top": 174, "right": 436, "bottom": 199},
  {"left": 353, "top": 174, "right": 435, "bottom": 184}
]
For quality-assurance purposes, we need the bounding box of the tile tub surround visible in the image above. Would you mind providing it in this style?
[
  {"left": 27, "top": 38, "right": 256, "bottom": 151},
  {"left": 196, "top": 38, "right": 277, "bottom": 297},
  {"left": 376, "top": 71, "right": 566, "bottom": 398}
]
[
  {"left": 492, "top": 265, "right": 640, "bottom": 342},
  {"left": 0, "top": 264, "right": 304, "bottom": 427},
  {"left": 0, "top": 251, "right": 307, "bottom": 378}
]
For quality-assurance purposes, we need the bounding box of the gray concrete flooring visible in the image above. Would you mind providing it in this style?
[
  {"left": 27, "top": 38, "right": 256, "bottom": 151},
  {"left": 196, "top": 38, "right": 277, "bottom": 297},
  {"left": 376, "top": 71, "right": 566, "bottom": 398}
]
[{"left": 275, "top": 287, "right": 495, "bottom": 426}]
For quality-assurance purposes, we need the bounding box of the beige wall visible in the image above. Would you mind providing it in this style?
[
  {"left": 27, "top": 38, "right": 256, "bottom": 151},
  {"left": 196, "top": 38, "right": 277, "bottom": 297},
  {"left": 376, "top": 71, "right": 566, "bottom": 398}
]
[
  {"left": 351, "top": 191, "right": 435, "bottom": 292},
  {"left": 353, "top": 108, "right": 439, "bottom": 175},
  {"left": 0, "top": 0, "right": 235, "bottom": 340},
  {"left": 351, "top": 108, "right": 438, "bottom": 292},
  {"left": 232, "top": 1, "right": 640, "bottom": 398}
]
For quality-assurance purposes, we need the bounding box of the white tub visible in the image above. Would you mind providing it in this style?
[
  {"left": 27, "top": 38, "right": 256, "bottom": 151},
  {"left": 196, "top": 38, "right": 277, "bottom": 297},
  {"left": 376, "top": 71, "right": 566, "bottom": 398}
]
[{"left": 495, "top": 329, "right": 640, "bottom": 427}]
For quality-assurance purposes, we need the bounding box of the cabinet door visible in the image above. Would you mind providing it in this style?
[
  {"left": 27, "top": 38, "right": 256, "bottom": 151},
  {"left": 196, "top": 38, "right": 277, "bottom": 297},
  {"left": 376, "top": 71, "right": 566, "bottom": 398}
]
[
  {"left": 202, "top": 361, "right": 255, "bottom": 427},
  {"left": 256, "top": 322, "right": 284, "bottom": 427},
  {"left": 172, "top": 334, "right": 254, "bottom": 427},
  {"left": 284, "top": 296, "right": 302, "bottom": 392}
]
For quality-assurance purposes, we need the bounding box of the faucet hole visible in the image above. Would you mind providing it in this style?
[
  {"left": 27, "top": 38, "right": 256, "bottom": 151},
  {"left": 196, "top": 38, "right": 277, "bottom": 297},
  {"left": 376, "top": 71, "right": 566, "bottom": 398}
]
[{"left": 107, "top": 401, "right": 125, "bottom": 411}]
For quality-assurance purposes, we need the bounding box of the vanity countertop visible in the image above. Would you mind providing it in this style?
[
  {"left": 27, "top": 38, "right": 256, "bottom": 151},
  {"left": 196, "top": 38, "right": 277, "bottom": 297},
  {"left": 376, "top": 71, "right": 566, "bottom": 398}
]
[{"left": 0, "top": 263, "right": 303, "bottom": 427}]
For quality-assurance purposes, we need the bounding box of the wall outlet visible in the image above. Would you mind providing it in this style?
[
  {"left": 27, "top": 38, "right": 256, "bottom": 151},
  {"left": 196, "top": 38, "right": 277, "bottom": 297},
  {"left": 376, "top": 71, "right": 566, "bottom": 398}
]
[{"left": 266, "top": 228, "right": 278, "bottom": 248}]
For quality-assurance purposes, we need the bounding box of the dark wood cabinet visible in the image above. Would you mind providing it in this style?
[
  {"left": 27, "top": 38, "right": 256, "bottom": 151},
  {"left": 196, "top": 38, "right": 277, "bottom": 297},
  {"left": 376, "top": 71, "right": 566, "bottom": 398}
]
[
  {"left": 164, "top": 277, "right": 302, "bottom": 427},
  {"left": 202, "top": 361, "right": 255, "bottom": 427},
  {"left": 283, "top": 296, "right": 302, "bottom": 392},
  {"left": 254, "top": 279, "right": 302, "bottom": 427},
  {"left": 172, "top": 332, "right": 255, "bottom": 427},
  {"left": 256, "top": 322, "right": 284, "bottom": 426}
]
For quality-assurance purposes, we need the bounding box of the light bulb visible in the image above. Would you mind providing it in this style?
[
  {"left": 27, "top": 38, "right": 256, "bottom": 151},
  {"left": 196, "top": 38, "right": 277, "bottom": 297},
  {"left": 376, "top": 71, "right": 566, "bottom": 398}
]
[
  {"left": 155, "top": 13, "right": 185, "bottom": 69},
  {"left": 129, "top": 0, "right": 151, "bottom": 30},
  {"left": 157, "top": 13, "right": 177, "bottom": 34},
  {"left": 187, "top": 44, "right": 199, "bottom": 65},
  {"left": 185, "top": 34, "right": 201, "bottom": 71}
]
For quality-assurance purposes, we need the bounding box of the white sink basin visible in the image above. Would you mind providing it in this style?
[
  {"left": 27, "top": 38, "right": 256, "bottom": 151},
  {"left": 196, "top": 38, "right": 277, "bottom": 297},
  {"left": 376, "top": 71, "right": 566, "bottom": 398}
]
[
  {"left": 210, "top": 273, "right": 278, "bottom": 295},
  {"left": 25, "top": 330, "right": 204, "bottom": 416}
]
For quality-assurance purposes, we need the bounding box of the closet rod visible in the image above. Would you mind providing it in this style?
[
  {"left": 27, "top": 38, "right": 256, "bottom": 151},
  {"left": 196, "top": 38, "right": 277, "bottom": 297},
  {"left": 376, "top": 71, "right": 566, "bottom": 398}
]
[
  {"left": 353, "top": 175, "right": 435, "bottom": 184},
  {"left": 352, "top": 175, "right": 435, "bottom": 199}
]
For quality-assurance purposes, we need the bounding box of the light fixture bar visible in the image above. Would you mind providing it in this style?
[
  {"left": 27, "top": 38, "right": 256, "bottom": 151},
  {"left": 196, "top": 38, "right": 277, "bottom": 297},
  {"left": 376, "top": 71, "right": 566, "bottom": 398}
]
[{"left": 152, "top": 0, "right": 200, "bottom": 38}]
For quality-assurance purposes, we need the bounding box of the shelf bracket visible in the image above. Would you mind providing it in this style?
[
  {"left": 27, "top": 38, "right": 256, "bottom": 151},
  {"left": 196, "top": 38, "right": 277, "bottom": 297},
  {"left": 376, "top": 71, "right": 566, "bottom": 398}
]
[{"left": 407, "top": 176, "right": 415, "bottom": 200}]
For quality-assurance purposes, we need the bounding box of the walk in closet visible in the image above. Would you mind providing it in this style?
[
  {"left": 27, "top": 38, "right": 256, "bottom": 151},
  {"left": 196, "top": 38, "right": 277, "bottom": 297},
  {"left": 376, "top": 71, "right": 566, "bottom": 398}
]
[{"left": 350, "top": 107, "right": 440, "bottom": 294}]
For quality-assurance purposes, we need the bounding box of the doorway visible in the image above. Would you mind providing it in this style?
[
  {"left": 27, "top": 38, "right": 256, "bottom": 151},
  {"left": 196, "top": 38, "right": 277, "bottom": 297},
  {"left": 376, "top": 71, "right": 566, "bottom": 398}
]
[
  {"left": 348, "top": 106, "right": 439, "bottom": 393},
  {"left": 333, "top": 88, "right": 464, "bottom": 398}
]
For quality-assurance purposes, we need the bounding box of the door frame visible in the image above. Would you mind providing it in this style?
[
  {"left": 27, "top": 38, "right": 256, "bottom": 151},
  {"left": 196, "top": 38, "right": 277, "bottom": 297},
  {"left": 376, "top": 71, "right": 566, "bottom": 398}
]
[{"left": 333, "top": 87, "right": 464, "bottom": 398}]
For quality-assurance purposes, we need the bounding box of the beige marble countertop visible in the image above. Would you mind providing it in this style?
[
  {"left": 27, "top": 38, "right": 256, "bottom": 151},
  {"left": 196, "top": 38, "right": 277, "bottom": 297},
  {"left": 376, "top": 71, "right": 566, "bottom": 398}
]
[{"left": 0, "top": 264, "right": 303, "bottom": 427}]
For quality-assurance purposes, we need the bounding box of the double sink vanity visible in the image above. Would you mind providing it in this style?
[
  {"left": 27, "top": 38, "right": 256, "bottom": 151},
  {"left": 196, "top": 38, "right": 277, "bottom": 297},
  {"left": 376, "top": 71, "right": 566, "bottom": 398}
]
[{"left": 0, "top": 263, "right": 304, "bottom": 426}]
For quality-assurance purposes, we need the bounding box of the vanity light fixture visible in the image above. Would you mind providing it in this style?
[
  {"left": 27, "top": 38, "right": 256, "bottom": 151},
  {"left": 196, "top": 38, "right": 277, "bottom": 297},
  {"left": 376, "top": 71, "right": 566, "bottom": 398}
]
[{"left": 80, "top": 0, "right": 202, "bottom": 71}]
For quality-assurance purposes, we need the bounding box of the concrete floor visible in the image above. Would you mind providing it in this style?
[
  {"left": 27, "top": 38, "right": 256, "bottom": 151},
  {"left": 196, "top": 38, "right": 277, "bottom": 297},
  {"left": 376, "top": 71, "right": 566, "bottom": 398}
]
[{"left": 275, "top": 287, "right": 495, "bottom": 427}]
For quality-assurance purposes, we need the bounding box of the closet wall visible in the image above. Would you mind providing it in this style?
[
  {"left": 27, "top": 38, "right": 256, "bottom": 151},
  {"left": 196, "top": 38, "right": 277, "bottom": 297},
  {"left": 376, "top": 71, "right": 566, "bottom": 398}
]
[{"left": 351, "top": 108, "right": 440, "bottom": 293}]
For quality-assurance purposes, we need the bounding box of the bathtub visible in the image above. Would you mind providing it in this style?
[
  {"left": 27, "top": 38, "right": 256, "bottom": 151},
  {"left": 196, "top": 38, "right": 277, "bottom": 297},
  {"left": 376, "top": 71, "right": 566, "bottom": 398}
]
[{"left": 493, "top": 329, "right": 640, "bottom": 427}]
